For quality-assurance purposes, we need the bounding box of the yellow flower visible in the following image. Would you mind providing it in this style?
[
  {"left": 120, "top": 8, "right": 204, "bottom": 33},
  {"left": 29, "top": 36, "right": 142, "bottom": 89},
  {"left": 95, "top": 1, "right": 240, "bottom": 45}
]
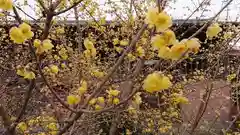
[
  {"left": 145, "top": 7, "right": 172, "bottom": 32},
  {"left": 113, "top": 38, "right": 119, "bottom": 45},
  {"left": 107, "top": 89, "right": 120, "bottom": 97},
  {"left": 56, "top": 28, "right": 65, "bottom": 34},
  {"left": 97, "top": 97, "right": 105, "bottom": 104},
  {"left": 159, "top": 126, "right": 169, "bottom": 133},
  {"left": 113, "top": 98, "right": 120, "bottom": 105},
  {"left": 126, "top": 129, "right": 132, "bottom": 135},
  {"left": 95, "top": 104, "right": 102, "bottom": 110},
  {"left": 84, "top": 50, "right": 91, "bottom": 58},
  {"left": 59, "top": 48, "right": 68, "bottom": 60},
  {"left": 84, "top": 38, "right": 94, "bottom": 50},
  {"left": 67, "top": 95, "right": 80, "bottom": 105},
  {"left": 185, "top": 38, "right": 201, "bottom": 54},
  {"left": 162, "top": 29, "right": 176, "bottom": 45},
  {"left": 120, "top": 40, "right": 128, "bottom": 46},
  {"left": 49, "top": 131, "right": 58, "bottom": 135},
  {"left": 78, "top": 80, "right": 87, "bottom": 94},
  {"left": 158, "top": 46, "right": 172, "bottom": 60},
  {"left": 19, "top": 22, "right": 34, "bottom": 39},
  {"left": 27, "top": 119, "right": 37, "bottom": 126},
  {"left": 133, "top": 92, "right": 142, "bottom": 105},
  {"left": 145, "top": 7, "right": 159, "bottom": 28},
  {"left": 0, "top": 12, "right": 5, "bottom": 16},
  {"left": 127, "top": 106, "right": 137, "bottom": 114},
  {"left": 227, "top": 73, "right": 236, "bottom": 82},
  {"left": 47, "top": 122, "right": 57, "bottom": 131},
  {"left": 9, "top": 27, "right": 25, "bottom": 44},
  {"left": 172, "top": 93, "right": 189, "bottom": 104},
  {"left": 224, "top": 31, "right": 233, "bottom": 39},
  {"left": 170, "top": 41, "right": 188, "bottom": 60},
  {"left": 91, "top": 47, "right": 97, "bottom": 57},
  {"left": 127, "top": 53, "right": 136, "bottom": 61},
  {"left": 36, "top": 46, "right": 45, "bottom": 54},
  {"left": 155, "top": 12, "right": 172, "bottom": 32},
  {"left": 17, "top": 122, "right": 28, "bottom": 132},
  {"left": 143, "top": 72, "right": 172, "bottom": 93},
  {"left": 89, "top": 98, "right": 97, "bottom": 105},
  {"left": 151, "top": 34, "right": 167, "bottom": 50},
  {"left": 17, "top": 68, "right": 25, "bottom": 77},
  {"left": 42, "top": 39, "right": 54, "bottom": 52},
  {"left": 206, "top": 23, "right": 222, "bottom": 39},
  {"left": 23, "top": 71, "right": 36, "bottom": 80},
  {"left": 92, "top": 69, "right": 104, "bottom": 78},
  {"left": 34, "top": 39, "right": 41, "bottom": 48},
  {"left": 151, "top": 30, "right": 176, "bottom": 50},
  {"left": 50, "top": 65, "right": 59, "bottom": 74},
  {"left": 78, "top": 87, "right": 87, "bottom": 95},
  {"left": 0, "top": 0, "right": 13, "bottom": 10},
  {"left": 61, "top": 63, "right": 66, "bottom": 68},
  {"left": 115, "top": 46, "right": 123, "bottom": 53},
  {"left": 136, "top": 46, "right": 145, "bottom": 57}
]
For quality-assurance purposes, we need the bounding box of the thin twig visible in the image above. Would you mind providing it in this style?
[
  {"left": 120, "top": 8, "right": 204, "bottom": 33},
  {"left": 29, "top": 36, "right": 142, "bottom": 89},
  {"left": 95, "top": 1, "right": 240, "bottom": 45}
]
[
  {"left": 37, "top": 0, "right": 48, "bottom": 12},
  {"left": 15, "top": 5, "right": 38, "bottom": 21},
  {"left": 54, "top": 0, "right": 84, "bottom": 16},
  {"left": 12, "top": 6, "right": 22, "bottom": 24},
  {"left": 174, "top": 0, "right": 209, "bottom": 32},
  {"left": 189, "top": 83, "right": 213, "bottom": 134},
  {"left": 226, "top": 113, "right": 240, "bottom": 132}
]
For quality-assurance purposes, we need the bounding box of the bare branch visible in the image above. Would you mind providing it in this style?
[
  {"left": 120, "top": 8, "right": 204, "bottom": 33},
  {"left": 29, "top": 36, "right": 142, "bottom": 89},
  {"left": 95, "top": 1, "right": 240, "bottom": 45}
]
[
  {"left": 37, "top": 0, "right": 48, "bottom": 12},
  {"left": 15, "top": 5, "right": 38, "bottom": 22},
  {"left": 54, "top": 0, "right": 84, "bottom": 16},
  {"left": 174, "top": 0, "right": 210, "bottom": 32},
  {"left": 12, "top": 6, "right": 22, "bottom": 24},
  {"left": 73, "top": 5, "right": 83, "bottom": 52},
  {"left": 190, "top": 83, "right": 213, "bottom": 134}
]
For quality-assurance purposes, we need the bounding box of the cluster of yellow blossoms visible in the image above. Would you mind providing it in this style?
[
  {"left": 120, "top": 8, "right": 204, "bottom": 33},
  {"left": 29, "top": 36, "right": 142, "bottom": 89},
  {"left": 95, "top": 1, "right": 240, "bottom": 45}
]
[
  {"left": 206, "top": 23, "right": 222, "bottom": 39},
  {"left": 67, "top": 80, "right": 88, "bottom": 105},
  {"left": 142, "top": 7, "right": 213, "bottom": 93},
  {"left": 10, "top": 23, "right": 34, "bottom": 44},
  {"left": 34, "top": 39, "right": 54, "bottom": 54},
  {"left": 17, "top": 66, "right": 36, "bottom": 80},
  {"left": 83, "top": 38, "right": 97, "bottom": 58},
  {"left": 143, "top": 72, "right": 172, "bottom": 93},
  {"left": 146, "top": 7, "right": 201, "bottom": 61},
  {"left": 16, "top": 116, "right": 58, "bottom": 135},
  {"left": 106, "top": 88, "right": 121, "bottom": 105}
]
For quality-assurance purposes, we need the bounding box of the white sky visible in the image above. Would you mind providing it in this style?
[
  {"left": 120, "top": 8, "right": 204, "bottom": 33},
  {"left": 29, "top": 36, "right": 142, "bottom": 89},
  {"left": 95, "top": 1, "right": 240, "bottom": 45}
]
[{"left": 10, "top": 0, "right": 240, "bottom": 21}]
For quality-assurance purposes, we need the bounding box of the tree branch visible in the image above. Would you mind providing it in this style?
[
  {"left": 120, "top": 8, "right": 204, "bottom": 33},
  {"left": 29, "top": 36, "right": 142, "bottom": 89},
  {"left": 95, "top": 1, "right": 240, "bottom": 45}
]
[
  {"left": 15, "top": 5, "right": 38, "bottom": 22},
  {"left": 12, "top": 6, "right": 22, "bottom": 24},
  {"left": 54, "top": 0, "right": 84, "bottom": 16},
  {"left": 37, "top": 0, "right": 48, "bottom": 12}
]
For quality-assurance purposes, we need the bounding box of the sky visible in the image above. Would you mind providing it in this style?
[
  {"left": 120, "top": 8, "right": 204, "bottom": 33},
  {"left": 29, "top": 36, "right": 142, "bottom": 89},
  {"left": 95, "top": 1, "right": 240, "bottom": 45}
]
[{"left": 13, "top": 0, "right": 240, "bottom": 21}]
